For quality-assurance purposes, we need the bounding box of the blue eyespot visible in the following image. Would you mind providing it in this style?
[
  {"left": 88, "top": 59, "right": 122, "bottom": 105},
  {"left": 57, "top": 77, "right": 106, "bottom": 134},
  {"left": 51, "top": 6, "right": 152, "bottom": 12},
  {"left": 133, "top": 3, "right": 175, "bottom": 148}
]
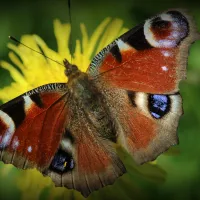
[
  {"left": 149, "top": 94, "right": 170, "bottom": 119},
  {"left": 50, "top": 149, "right": 74, "bottom": 173}
]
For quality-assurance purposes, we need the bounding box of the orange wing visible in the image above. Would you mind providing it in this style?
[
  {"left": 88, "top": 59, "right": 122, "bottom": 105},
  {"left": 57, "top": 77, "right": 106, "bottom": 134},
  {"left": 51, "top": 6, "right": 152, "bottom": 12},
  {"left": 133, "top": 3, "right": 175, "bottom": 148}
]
[
  {"left": 88, "top": 10, "right": 199, "bottom": 164},
  {"left": 0, "top": 83, "right": 69, "bottom": 170},
  {"left": 45, "top": 102, "right": 126, "bottom": 197},
  {"left": 88, "top": 10, "right": 199, "bottom": 94}
]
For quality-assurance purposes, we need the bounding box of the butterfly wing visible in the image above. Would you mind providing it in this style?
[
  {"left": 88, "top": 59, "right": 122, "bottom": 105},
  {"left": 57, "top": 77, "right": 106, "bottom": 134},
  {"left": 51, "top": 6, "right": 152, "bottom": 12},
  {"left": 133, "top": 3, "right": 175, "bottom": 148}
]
[
  {"left": 88, "top": 10, "right": 199, "bottom": 164},
  {"left": 88, "top": 10, "right": 199, "bottom": 94},
  {"left": 45, "top": 99, "right": 126, "bottom": 197},
  {"left": 0, "top": 83, "right": 69, "bottom": 170},
  {"left": 95, "top": 87, "right": 183, "bottom": 164},
  {"left": 0, "top": 82, "right": 125, "bottom": 197}
]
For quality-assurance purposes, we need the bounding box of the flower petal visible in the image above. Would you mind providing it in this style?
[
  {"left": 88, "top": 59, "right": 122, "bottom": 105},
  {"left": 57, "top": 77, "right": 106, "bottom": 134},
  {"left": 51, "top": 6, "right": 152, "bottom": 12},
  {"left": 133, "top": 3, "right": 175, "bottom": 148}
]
[
  {"left": 86, "top": 18, "right": 111, "bottom": 58},
  {"left": 80, "top": 23, "right": 89, "bottom": 55},
  {"left": 8, "top": 52, "right": 24, "bottom": 71},
  {"left": 96, "top": 18, "right": 124, "bottom": 54},
  {"left": 54, "top": 19, "right": 71, "bottom": 59},
  {"left": 0, "top": 61, "right": 28, "bottom": 85}
]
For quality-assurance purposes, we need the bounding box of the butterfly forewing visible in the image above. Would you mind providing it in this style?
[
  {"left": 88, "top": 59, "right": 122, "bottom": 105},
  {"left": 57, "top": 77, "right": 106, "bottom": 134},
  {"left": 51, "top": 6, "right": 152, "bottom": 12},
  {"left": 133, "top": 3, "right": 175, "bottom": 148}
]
[
  {"left": 0, "top": 83, "right": 69, "bottom": 170},
  {"left": 88, "top": 10, "right": 200, "bottom": 94}
]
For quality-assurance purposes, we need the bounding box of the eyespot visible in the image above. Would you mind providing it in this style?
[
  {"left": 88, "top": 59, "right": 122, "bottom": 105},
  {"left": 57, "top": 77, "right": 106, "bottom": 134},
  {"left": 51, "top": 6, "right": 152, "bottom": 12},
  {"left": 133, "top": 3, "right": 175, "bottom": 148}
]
[
  {"left": 148, "top": 94, "right": 170, "bottom": 119},
  {"left": 50, "top": 149, "right": 74, "bottom": 173},
  {"left": 144, "top": 11, "right": 189, "bottom": 48}
]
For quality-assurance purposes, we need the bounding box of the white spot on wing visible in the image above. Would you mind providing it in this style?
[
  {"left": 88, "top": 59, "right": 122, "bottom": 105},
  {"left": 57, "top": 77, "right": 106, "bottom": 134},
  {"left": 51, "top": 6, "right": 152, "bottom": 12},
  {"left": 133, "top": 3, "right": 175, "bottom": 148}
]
[
  {"left": 161, "top": 50, "right": 171, "bottom": 57},
  {"left": 0, "top": 110, "right": 15, "bottom": 148},
  {"left": 27, "top": 146, "right": 32, "bottom": 153},
  {"left": 161, "top": 66, "right": 168, "bottom": 71},
  {"left": 12, "top": 136, "right": 19, "bottom": 150},
  {"left": 23, "top": 96, "right": 34, "bottom": 111},
  {"left": 116, "top": 39, "right": 131, "bottom": 51}
]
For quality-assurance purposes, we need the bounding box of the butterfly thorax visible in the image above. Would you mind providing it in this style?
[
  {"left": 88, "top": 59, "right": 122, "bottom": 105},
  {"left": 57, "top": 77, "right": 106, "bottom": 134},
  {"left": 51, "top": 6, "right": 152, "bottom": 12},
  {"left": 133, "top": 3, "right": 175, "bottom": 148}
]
[{"left": 64, "top": 60, "right": 116, "bottom": 141}]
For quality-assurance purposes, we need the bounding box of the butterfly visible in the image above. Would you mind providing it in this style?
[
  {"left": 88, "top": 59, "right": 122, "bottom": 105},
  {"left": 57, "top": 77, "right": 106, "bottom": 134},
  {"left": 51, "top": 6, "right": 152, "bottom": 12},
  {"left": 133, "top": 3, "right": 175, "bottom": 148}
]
[{"left": 0, "top": 9, "right": 199, "bottom": 197}]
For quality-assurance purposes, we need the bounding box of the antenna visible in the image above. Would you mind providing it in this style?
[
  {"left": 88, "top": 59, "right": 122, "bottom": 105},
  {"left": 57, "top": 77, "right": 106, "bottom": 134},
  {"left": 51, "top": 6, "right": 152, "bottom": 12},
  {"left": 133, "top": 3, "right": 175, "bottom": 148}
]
[
  {"left": 68, "top": 0, "right": 73, "bottom": 63},
  {"left": 8, "top": 36, "right": 64, "bottom": 66},
  {"left": 93, "top": 65, "right": 122, "bottom": 80}
]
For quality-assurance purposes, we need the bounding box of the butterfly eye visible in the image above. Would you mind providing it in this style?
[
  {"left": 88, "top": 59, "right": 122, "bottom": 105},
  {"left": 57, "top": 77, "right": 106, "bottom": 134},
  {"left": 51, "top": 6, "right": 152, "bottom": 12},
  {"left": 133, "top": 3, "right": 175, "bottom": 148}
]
[
  {"left": 72, "top": 65, "right": 78, "bottom": 71},
  {"left": 148, "top": 94, "right": 170, "bottom": 119},
  {"left": 64, "top": 60, "right": 78, "bottom": 77},
  {"left": 50, "top": 149, "right": 74, "bottom": 173}
]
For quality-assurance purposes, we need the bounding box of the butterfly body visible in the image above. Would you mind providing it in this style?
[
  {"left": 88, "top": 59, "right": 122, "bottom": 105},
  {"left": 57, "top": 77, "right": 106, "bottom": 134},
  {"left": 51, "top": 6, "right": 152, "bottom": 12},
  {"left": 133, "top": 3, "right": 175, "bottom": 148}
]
[
  {"left": 0, "top": 10, "right": 199, "bottom": 197},
  {"left": 65, "top": 60, "right": 116, "bottom": 141}
]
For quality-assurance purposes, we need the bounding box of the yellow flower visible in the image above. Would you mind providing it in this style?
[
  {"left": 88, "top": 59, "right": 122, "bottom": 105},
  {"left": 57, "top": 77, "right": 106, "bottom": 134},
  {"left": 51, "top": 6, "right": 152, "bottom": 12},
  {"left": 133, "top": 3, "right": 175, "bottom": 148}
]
[
  {"left": 0, "top": 18, "right": 127, "bottom": 103},
  {"left": 0, "top": 18, "right": 168, "bottom": 200}
]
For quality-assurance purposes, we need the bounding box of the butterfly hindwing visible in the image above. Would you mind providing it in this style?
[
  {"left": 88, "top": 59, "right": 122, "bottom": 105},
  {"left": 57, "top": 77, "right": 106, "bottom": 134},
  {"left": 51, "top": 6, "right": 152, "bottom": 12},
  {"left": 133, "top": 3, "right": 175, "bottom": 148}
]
[
  {"left": 97, "top": 86, "right": 182, "bottom": 164},
  {"left": 88, "top": 10, "right": 200, "bottom": 94},
  {"left": 0, "top": 83, "right": 69, "bottom": 170},
  {"left": 45, "top": 100, "right": 126, "bottom": 197}
]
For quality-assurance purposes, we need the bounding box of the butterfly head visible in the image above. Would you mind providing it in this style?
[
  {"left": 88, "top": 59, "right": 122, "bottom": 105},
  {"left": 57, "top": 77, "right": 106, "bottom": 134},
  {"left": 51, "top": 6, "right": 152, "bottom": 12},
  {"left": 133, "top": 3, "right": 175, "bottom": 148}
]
[{"left": 63, "top": 59, "right": 79, "bottom": 78}]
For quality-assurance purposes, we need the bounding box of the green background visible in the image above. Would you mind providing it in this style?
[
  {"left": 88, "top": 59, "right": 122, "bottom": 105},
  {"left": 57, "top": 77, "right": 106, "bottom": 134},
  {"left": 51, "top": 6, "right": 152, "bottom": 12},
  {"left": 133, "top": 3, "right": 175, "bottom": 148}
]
[{"left": 0, "top": 0, "right": 200, "bottom": 199}]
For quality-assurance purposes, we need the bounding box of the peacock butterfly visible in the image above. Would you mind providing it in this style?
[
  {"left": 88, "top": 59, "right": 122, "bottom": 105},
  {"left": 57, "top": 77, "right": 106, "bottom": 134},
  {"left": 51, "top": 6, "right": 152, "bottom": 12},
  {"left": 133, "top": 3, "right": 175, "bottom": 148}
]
[{"left": 0, "top": 9, "right": 199, "bottom": 197}]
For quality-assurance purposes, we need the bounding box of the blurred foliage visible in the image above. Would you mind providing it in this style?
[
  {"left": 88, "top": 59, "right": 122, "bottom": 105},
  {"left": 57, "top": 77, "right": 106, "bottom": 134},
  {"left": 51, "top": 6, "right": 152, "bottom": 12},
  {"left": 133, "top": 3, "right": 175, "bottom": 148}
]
[{"left": 0, "top": 0, "right": 200, "bottom": 200}]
